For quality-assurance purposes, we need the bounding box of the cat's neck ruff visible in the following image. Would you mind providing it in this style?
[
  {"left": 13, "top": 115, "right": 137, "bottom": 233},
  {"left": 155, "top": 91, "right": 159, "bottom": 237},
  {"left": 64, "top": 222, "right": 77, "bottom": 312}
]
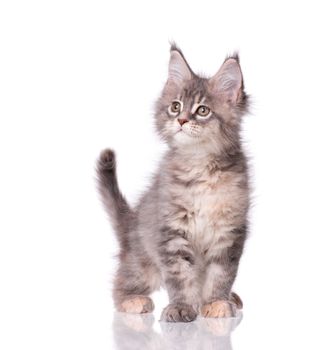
[{"left": 170, "top": 142, "right": 241, "bottom": 172}]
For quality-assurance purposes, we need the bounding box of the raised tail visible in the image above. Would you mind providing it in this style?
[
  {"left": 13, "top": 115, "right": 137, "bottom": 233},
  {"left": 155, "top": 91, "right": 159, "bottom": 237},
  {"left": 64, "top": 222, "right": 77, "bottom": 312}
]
[{"left": 96, "top": 149, "right": 134, "bottom": 250}]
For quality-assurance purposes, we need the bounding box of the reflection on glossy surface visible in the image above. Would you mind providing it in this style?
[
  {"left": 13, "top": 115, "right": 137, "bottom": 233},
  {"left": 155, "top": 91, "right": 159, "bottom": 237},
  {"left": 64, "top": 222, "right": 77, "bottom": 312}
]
[{"left": 113, "top": 311, "right": 242, "bottom": 350}]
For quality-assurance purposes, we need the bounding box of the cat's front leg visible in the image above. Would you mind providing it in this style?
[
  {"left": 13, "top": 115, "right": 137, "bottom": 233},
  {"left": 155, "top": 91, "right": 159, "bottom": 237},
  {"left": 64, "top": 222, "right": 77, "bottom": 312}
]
[
  {"left": 201, "top": 228, "right": 246, "bottom": 318},
  {"left": 158, "top": 226, "right": 200, "bottom": 323}
]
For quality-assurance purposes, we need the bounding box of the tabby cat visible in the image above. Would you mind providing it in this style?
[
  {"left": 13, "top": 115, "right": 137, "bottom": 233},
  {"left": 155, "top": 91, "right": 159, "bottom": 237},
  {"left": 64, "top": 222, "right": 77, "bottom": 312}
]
[{"left": 97, "top": 44, "right": 250, "bottom": 322}]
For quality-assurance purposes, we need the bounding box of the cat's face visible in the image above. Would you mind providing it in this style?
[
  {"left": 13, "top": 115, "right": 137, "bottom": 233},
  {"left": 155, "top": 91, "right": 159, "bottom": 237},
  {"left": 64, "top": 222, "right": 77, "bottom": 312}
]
[{"left": 155, "top": 45, "right": 248, "bottom": 153}]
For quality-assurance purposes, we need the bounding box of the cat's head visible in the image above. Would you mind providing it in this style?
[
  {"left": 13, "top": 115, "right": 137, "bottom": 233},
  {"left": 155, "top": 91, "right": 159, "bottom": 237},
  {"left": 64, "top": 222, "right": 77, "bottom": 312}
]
[{"left": 155, "top": 44, "right": 248, "bottom": 154}]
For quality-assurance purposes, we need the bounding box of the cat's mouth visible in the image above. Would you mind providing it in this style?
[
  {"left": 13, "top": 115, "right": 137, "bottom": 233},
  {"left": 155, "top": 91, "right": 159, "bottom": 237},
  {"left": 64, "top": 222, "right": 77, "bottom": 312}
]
[
  {"left": 174, "top": 126, "right": 183, "bottom": 134},
  {"left": 175, "top": 128, "right": 195, "bottom": 139}
]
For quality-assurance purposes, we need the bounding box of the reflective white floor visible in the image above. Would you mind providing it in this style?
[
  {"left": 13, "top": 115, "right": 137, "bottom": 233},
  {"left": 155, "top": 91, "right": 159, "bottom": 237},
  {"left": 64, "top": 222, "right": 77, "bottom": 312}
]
[{"left": 112, "top": 312, "right": 242, "bottom": 350}]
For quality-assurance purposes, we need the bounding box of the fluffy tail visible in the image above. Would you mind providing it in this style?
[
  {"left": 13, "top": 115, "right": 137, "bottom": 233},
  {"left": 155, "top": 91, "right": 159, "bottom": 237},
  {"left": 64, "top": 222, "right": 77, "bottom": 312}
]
[{"left": 96, "top": 149, "right": 134, "bottom": 250}]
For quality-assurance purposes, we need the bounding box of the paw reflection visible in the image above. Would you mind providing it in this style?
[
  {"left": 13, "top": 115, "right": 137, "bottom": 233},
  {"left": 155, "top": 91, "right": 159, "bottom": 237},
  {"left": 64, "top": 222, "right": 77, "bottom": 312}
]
[
  {"left": 199, "top": 313, "right": 242, "bottom": 336},
  {"left": 113, "top": 312, "right": 242, "bottom": 350}
]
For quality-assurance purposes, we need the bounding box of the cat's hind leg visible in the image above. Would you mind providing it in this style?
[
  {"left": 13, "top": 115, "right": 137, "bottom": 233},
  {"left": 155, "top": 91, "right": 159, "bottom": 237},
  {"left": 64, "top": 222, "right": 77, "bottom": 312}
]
[
  {"left": 230, "top": 292, "right": 243, "bottom": 310},
  {"left": 113, "top": 253, "right": 160, "bottom": 314}
]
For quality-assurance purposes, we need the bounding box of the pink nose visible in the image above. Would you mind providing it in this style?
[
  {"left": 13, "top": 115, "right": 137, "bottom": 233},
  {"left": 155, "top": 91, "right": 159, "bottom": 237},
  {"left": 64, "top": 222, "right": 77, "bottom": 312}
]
[{"left": 178, "top": 118, "right": 188, "bottom": 126}]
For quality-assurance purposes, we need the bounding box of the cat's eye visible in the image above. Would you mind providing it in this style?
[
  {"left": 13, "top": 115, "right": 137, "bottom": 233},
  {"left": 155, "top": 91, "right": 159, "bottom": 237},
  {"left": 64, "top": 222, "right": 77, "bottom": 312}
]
[
  {"left": 171, "top": 101, "right": 181, "bottom": 112},
  {"left": 196, "top": 105, "right": 211, "bottom": 117},
  {"left": 168, "top": 100, "right": 183, "bottom": 116}
]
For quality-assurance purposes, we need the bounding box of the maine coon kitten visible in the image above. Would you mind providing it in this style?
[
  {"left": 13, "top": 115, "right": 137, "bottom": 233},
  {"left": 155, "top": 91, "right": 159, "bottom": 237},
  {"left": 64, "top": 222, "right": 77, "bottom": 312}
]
[{"left": 97, "top": 44, "right": 250, "bottom": 322}]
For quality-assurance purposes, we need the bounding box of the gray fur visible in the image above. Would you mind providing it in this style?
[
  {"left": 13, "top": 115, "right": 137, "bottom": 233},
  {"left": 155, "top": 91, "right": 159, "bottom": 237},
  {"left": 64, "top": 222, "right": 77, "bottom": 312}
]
[{"left": 97, "top": 45, "right": 250, "bottom": 322}]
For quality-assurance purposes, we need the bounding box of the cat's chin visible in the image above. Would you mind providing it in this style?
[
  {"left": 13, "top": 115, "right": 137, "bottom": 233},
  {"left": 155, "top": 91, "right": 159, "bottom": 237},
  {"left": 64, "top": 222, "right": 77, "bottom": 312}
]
[{"left": 172, "top": 130, "right": 201, "bottom": 145}]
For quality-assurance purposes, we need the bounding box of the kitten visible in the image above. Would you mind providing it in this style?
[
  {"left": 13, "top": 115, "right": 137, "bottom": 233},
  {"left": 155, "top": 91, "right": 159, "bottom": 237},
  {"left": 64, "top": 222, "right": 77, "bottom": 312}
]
[{"left": 97, "top": 44, "right": 250, "bottom": 322}]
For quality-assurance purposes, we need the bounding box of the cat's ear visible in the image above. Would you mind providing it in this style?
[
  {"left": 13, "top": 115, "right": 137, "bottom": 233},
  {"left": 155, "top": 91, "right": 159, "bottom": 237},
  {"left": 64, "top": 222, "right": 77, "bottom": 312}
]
[
  {"left": 167, "top": 46, "right": 192, "bottom": 87},
  {"left": 209, "top": 55, "right": 244, "bottom": 105}
]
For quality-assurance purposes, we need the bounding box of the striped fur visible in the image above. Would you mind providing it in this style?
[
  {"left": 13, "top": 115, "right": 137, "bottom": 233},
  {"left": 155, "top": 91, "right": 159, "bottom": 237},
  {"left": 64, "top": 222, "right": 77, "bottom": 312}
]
[{"left": 97, "top": 45, "right": 250, "bottom": 322}]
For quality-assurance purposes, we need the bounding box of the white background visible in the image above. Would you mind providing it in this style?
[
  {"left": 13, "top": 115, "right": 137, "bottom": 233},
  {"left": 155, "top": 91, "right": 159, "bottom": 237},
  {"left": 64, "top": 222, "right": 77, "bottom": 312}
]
[{"left": 1, "top": 1, "right": 326, "bottom": 349}]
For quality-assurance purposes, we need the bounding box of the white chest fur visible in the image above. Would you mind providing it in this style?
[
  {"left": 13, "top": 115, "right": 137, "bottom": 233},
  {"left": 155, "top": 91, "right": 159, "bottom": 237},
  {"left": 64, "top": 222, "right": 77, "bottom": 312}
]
[{"left": 164, "top": 167, "right": 247, "bottom": 255}]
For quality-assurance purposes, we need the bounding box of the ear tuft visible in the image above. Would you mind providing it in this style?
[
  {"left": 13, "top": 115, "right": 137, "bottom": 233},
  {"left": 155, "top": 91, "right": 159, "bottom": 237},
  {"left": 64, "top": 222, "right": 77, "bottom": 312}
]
[
  {"left": 169, "top": 41, "right": 180, "bottom": 53},
  {"left": 225, "top": 52, "right": 240, "bottom": 63}
]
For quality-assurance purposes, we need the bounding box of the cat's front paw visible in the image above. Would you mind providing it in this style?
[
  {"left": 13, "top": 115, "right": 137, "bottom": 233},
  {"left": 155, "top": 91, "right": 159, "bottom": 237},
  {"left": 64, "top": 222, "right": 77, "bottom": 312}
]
[
  {"left": 119, "top": 296, "right": 154, "bottom": 314},
  {"left": 160, "top": 303, "right": 197, "bottom": 323},
  {"left": 201, "top": 300, "right": 236, "bottom": 318}
]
